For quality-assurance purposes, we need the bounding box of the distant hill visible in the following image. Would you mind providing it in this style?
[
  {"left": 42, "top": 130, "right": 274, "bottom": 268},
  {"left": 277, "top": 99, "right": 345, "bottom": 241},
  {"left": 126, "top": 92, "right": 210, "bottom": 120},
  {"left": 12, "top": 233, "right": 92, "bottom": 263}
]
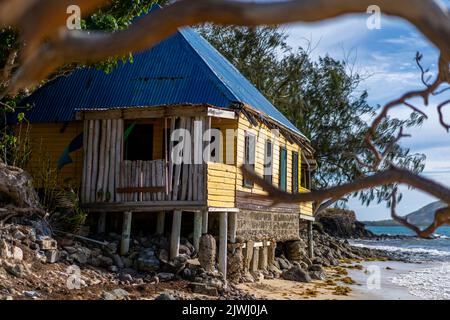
[{"left": 362, "top": 201, "right": 446, "bottom": 227}]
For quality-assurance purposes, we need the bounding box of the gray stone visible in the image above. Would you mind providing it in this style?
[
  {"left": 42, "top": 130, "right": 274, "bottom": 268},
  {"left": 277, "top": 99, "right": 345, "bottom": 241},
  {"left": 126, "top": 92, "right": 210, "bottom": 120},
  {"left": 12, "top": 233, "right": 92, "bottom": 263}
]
[
  {"left": 6, "top": 264, "right": 25, "bottom": 278},
  {"left": 188, "top": 282, "right": 219, "bottom": 296},
  {"left": 0, "top": 240, "right": 11, "bottom": 259},
  {"left": 112, "top": 288, "right": 129, "bottom": 300},
  {"left": 155, "top": 292, "right": 176, "bottom": 300},
  {"left": 137, "top": 248, "right": 160, "bottom": 272},
  {"left": 282, "top": 266, "right": 312, "bottom": 283},
  {"left": 157, "top": 272, "right": 175, "bottom": 281},
  {"left": 45, "top": 250, "right": 58, "bottom": 263},
  {"left": 12, "top": 246, "right": 23, "bottom": 261}
]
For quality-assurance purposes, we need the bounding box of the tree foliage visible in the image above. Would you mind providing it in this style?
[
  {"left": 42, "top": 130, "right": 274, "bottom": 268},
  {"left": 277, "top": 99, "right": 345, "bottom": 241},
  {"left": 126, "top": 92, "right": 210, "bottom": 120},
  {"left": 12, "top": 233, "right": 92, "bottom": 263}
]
[{"left": 200, "top": 26, "right": 426, "bottom": 206}]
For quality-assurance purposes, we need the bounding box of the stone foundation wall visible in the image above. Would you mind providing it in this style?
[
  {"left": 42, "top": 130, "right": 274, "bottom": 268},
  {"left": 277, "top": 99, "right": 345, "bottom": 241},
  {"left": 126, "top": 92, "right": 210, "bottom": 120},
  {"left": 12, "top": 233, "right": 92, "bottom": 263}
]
[{"left": 236, "top": 209, "right": 300, "bottom": 242}]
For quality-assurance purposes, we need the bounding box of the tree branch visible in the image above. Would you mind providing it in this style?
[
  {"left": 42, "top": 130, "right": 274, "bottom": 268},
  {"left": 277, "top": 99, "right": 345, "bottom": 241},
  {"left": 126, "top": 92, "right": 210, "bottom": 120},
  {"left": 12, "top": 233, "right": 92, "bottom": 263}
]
[{"left": 3, "top": 0, "right": 449, "bottom": 94}]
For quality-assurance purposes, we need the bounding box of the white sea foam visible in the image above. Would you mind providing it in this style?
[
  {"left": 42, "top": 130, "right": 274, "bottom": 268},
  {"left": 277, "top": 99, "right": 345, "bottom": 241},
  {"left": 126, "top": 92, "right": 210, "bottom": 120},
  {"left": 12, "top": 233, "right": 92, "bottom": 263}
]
[
  {"left": 351, "top": 242, "right": 450, "bottom": 258},
  {"left": 391, "top": 264, "right": 450, "bottom": 300}
]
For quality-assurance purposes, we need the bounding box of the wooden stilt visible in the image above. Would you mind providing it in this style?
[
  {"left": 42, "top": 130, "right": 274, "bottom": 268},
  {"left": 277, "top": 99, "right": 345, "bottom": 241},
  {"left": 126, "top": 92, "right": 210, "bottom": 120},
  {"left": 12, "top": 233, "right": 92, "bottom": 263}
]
[
  {"left": 170, "top": 210, "right": 182, "bottom": 259},
  {"left": 156, "top": 211, "right": 165, "bottom": 235},
  {"left": 97, "top": 212, "right": 106, "bottom": 234},
  {"left": 193, "top": 211, "right": 202, "bottom": 252},
  {"left": 202, "top": 209, "right": 208, "bottom": 234},
  {"left": 228, "top": 212, "right": 237, "bottom": 243},
  {"left": 307, "top": 220, "right": 314, "bottom": 258},
  {"left": 218, "top": 211, "right": 228, "bottom": 279},
  {"left": 120, "top": 211, "right": 132, "bottom": 255}
]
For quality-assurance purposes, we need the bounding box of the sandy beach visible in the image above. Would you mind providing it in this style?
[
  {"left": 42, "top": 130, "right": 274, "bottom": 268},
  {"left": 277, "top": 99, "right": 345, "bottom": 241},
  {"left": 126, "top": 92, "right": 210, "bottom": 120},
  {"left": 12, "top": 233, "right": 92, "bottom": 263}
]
[{"left": 237, "top": 260, "right": 439, "bottom": 300}]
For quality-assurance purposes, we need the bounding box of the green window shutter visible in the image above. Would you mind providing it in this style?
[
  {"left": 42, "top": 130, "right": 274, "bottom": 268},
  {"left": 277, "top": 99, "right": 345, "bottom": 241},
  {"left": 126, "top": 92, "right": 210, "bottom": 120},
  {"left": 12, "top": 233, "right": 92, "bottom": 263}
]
[
  {"left": 264, "top": 140, "right": 273, "bottom": 183},
  {"left": 279, "top": 147, "right": 287, "bottom": 191},
  {"left": 292, "top": 151, "right": 299, "bottom": 193},
  {"left": 243, "top": 132, "right": 256, "bottom": 188}
]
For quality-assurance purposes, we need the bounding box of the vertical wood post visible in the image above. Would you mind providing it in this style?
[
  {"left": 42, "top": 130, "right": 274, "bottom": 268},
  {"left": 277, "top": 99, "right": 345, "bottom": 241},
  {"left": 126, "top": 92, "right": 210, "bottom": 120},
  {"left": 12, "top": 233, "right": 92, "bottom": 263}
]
[
  {"left": 193, "top": 211, "right": 202, "bottom": 252},
  {"left": 97, "top": 212, "right": 106, "bottom": 234},
  {"left": 244, "top": 240, "right": 254, "bottom": 272},
  {"left": 170, "top": 210, "right": 182, "bottom": 259},
  {"left": 202, "top": 209, "right": 208, "bottom": 234},
  {"left": 120, "top": 211, "right": 132, "bottom": 255},
  {"left": 228, "top": 212, "right": 237, "bottom": 243},
  {"left": 156, "top": 211, "right": 165, "bottom": 235},
  {"left": 307, "top": 220, "right": 314, "bottom": 258},
  {"left": 219, "top": 211, "right": 228, "bottom": 279}
]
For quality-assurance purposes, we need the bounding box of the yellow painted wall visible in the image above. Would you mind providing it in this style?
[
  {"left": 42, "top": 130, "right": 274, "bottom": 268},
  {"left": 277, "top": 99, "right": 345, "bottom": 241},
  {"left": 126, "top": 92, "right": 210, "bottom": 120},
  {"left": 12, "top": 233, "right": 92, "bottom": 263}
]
[
  {"left": 206, "top": 118, "right": 238, "bottom": 208},
  {"left": 18, "top": 122, "right": 84, "bottom": 187},
  {"left": 235, "top": 113, "right": 313, "bottom": 216}
]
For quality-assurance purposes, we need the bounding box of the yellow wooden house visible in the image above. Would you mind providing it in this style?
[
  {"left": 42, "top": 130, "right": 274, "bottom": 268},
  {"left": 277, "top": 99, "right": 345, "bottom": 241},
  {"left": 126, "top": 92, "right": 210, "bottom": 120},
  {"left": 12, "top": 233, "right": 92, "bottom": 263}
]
[{"left": 14, "top": 24, "right": 315, "bottom": 278}]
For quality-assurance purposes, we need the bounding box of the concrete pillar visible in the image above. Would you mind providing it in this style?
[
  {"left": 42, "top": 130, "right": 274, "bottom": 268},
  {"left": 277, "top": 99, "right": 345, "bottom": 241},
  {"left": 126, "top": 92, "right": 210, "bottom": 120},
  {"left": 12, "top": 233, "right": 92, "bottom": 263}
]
[
  {"left": 218, "top": 212, "right": 228, "bottom": 279},
  {"left": 97, "top": 212, "right": 106, "bottom": 234},
  {"left": 193, "top": 211, "right": 202, "bottom": 252},
  {"left": 120, "top": 211, "right": 132, "bottom": 255},
  {"left": 228, "top": 212, "right": 237, "bottom": 243},
  {"left": 268, "top": 241, "right": 276, "bottom": 266},
  {"left": 170, "top": 210, "right": 182, "bottom": 259},
  {"left": 244, "top": 240, "right": 254, "bottom": 272},
  {"left": 258, "top": 244, "right": 268, "bottom": 270},
  {"left": 156, "top": 211, "right": 165, "bottom": 235},
  {"left": 251, "top": 247, "right": 260, "bottom": 272},
  {"left": 202, "top": 209, "right": 208, "bottom": 234},
  {"left": 307, "top": 220, "right": 314, "bottom": 258}
]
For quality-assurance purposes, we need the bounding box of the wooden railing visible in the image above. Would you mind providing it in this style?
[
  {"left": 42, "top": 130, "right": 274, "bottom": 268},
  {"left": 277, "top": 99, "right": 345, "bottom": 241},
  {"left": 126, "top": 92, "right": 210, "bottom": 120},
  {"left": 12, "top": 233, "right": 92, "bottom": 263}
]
[{"left": 118, "top": 159, "right": 166, "bottom": 202}]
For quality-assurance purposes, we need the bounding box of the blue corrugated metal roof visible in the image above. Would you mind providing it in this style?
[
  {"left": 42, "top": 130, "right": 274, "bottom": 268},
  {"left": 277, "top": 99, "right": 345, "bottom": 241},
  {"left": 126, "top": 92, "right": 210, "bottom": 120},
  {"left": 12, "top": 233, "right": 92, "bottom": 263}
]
[{"left": 18, "top": 19, "right": 306, "bottom": 139}]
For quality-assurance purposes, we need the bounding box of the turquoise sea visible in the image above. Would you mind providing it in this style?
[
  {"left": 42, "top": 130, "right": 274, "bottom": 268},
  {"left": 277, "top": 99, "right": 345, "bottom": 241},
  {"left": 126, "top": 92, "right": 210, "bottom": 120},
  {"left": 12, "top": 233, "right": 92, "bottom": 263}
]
[{"left": 351, "top": 226, "right": 450, "bottom": 263}]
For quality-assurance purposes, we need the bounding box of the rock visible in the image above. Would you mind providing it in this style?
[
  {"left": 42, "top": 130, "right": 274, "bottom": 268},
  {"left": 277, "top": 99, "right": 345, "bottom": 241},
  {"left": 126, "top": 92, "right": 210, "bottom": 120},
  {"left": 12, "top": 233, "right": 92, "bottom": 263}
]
[
  {"left": 13, "top": 230, "right": 26, "bottom": 241},
  {"left": 157, "top": 272, "right": 175, "bottom": 281},
  {"left": 36, "top": 236, "right": 57, "bottom": 250},
  {"left": 112, "top": 254, "right": 124, "bottom": 268},
  {"left": 45, "top": 250, "right": 58, "bottom": 263},
  {"left": 0, "top": 240, "right": 11, "bottom": 259},
  {"left": 111, "top": 288, "right": 129, "bottom": 300},
  {"left": 276, "top": 257, "right": 291, "bottom": 270},
  {"left": 24, "top": 291, "right": 39, "bottom": 298},
  {"left": 282, "top": 266, "right": 312, "bottom": 283},
  {"left": 316, "top": 208, "right": 374, "bottom": 238},
  {"left": 309, "top": 270, "right": 327, "bottom": 280},
  {"left": 155, "top": 292, "right": 177, "bottom": 300},
  {"left": 268, "top": 264, "right": 283, "bottom": 278},
  {"left": 102, "top": 291, "right": 116, "bottom": 300},
  {"left": 98, "top": 255, "right": 114, "bottom": 267},
  {"left": 12, "top": 246, "right": 23, "bottom": 261},
  {"left": 182, "top": 268, "right": 192, "bottom": 279},
  {"left": 6, "top": 263, "right": 25, "bottom": 278},
  {"left": 188, "top": 282, "right": 219, "bottom": 296},
  {"left": 105, "top": 242, "right": 118, "bottom": 254},
  {"left": 309, "top": 264, "right": 324, "bottom": 272},
  {"left": 179, "top": 244, "right": 191, "bottom": 257},
  {"left": 137, "top": 248, "right": 160, "bottom": 272},
  {"left": 109, "top": 265, "right": 119, "bottom": 272},
  {"left": 198, "top": 234, "right": 216, "bottom": 272},
  {"left": 71, "top": 252, "right": 88, "bottom": 264},
  {"left": 158, "top": 249, "right": 169, "bottom": 264},
  {"left": 120, "top": 273, "right": 133, "bottom": 282}
]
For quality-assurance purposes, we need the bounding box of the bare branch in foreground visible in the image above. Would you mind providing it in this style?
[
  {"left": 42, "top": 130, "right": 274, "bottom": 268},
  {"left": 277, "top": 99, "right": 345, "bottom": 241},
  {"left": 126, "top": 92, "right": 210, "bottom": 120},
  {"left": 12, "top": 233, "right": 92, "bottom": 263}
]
[
  {"left": 1, "top": 0, "right": 449, "bottom": 94},
  {"left": 242, "top": 165, "right": 450, "bottom": 238}
]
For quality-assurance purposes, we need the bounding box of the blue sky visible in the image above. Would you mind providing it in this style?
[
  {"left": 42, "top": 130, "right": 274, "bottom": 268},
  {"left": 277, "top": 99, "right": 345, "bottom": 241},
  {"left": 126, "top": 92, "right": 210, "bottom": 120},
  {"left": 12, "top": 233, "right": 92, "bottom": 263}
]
[{"left": 282, "top": 6, "right": 450, "bottom": 220}]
